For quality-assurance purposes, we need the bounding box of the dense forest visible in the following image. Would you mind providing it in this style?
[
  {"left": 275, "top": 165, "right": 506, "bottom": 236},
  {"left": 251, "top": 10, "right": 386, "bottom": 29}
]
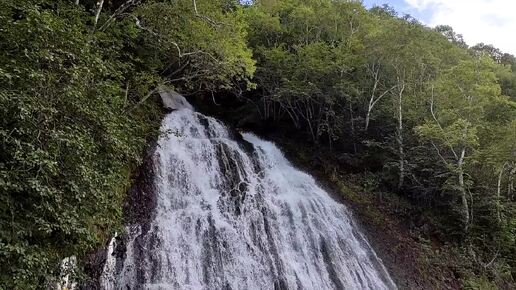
[{"left": 0, "top": 0, "right": 515, "bottom": 289}]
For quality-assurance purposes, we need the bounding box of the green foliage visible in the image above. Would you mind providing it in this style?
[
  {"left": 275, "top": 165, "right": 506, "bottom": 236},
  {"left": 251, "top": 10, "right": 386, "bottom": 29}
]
[
  {"left": 134, "top": 0, "right": 255, "bottom": 92},
  {"left": 0, "top": 0, "right": 255, "bottom": 287},
  {"left": 0, "top": 1, "right": 162, "bottom": 287},
  {"left": 245, "top": 0, "right": 368, "bottom": 143},
  {"left": 464, "top": 276, "right": 499, "bottom": 290}
]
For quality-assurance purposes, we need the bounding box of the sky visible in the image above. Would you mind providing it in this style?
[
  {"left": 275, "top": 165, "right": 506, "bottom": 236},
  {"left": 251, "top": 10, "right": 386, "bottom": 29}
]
[{"left": 362, "top": 0, "right": 516, "bottom": 56}]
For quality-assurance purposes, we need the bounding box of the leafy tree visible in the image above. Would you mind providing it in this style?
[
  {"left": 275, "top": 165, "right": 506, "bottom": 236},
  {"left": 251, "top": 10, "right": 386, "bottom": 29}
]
[
  {"left": 0, "top": 0, "right": 255, "bottom": 287},
  {"left": 435, "top": 25, "right": 468, "bottom": 48},
  {"left": 416, "top": 57, "right": 503, "bottom": 232},
  {"left": 245, "top": 0, "right": 368, "bottom": 144},
  {"left": 132, "top": 0, "right": 255, "bottom": 94}
]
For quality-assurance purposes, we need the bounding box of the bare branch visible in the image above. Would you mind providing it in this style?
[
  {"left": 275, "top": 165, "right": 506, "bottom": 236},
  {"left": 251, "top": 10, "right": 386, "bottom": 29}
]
[
  {"left": 93, "top": 0, "right": 105, "bottom": 30},
  {"left": 192, "top": 0, "right": 222, "bottom": 26},
  {"left": 99, "top": 0, "right": 143, "bottom": 32},
  {"left": 371, "top": 84, "right": 397, "bottom": 108},
  {"left": 483, "top": 248, "right": 500, "bottom": 269},
  {"left": 193, "top": 0, "right": 198, "bottom": 14},
  {"left": 431, "top": 141, "right": 451, "bottom": 167}
]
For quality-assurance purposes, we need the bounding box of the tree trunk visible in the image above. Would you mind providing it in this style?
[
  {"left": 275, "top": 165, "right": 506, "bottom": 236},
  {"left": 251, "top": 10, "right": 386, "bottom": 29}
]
[
  {"left": 365, "top": 63, "right": 379, "bottom": 132},
  {"left": 457, "top": 148, "right": 470, "bottom": 232},
  {"left": 94, "top": 0, "right": 105, "bottom": 29},
  {"left": 365, "top": 84, "right": 396, "bottom": 132},
  {"left": 75, "top": 0, "right": 80, "bottom": 4},
  {"left": 496, "top": 163, "right": 506, "bottom": 224},
  {"left": 397, "top": 83, "right": 405, "bottom": 190},
  {"left": 365, "top": 104, "right": 372, "bottom": 132},
  {"left": 307, "top": 118, "right": 316, "bottom": 143},
  {"left": 349, "top": 101, "right": 357, "bottom": 154},
  {"left": 193, "top": 0, "right": 198, "bottom": 14}
]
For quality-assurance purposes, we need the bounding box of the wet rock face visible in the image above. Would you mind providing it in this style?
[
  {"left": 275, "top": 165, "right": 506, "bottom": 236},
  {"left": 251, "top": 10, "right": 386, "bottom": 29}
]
[
  {"left": 159, "top": 88, "right": 194, "bottom": 111},
  {"left": 81, "top": 249, "right": 106, "bottom": 289},
  {"left": 82, "top": 135, "right": 163, "bottom": 290},
  {"left": 81, "top": 145, "right": 158, "bottom": 290},
  {"left": 124, "top": 143, "right": 159, "bottom": 230}
]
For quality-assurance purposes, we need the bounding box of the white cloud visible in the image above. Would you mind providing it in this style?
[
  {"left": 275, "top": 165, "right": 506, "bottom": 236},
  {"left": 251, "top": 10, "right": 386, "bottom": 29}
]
[{"left": 404, "top": 0, "right": 516, "bottom": 55}]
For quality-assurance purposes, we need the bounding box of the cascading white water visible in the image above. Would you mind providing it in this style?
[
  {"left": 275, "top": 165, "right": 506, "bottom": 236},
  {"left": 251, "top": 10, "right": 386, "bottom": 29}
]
[{"left": 100, "top": 102, "right": 397, "bottom": 290}]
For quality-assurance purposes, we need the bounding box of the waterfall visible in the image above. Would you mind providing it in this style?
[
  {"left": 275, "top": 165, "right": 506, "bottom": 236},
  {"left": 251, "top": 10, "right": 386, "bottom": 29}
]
[{"left": 100, "top": 102, "right": 397, "bottom": 290}]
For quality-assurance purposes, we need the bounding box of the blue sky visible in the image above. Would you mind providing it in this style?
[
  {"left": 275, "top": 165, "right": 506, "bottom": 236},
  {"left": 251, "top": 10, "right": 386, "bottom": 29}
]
[{"left": 360, "top": 0, "right": 516, "bottom": 55}]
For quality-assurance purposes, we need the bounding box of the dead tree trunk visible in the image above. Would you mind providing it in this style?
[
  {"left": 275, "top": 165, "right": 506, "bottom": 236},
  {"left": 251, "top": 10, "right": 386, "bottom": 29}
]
[
  {"left": 365, "top": 63, "right": 379, "bottom": 132},
  {"left": 396, "top": 82, "right": 405, "bottom": 190},
  {"left": 349, "top": 101, "right": 357, "bottom": 154},
  {"left": 364, "top": 62, "right": 397, "bottom": 132},
  {"left": 94, "top": 0, "right": 105, "bottom": 29},
  {"left": 457, "top": 148, "right": 470, "bottom": 232},
  {"left": 509, "top": 163, "right": 515, "bottom": 200},
  {"left": 496, "top": 162, "right": 508, "bottom": 223}
]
